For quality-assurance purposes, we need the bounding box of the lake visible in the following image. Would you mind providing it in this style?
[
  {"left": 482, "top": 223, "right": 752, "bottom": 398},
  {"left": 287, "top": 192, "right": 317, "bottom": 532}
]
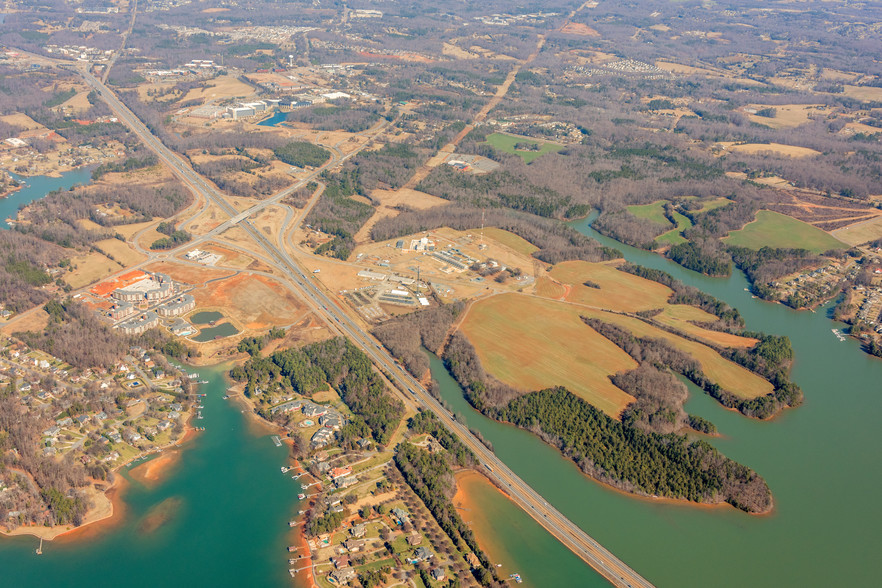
[
  {"left": 427, "top": 214, "right": 881, "bottom": 587},
  {"left": 0, "top": 366, "right": 304, "bottom": 587},
  {"left": 0, "top": 167, "right": 94, "bottom": 229}
]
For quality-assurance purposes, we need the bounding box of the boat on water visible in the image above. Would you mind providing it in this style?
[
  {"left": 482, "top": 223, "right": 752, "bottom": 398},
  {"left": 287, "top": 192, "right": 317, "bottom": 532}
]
[
  {"left": 197, "top": 380, "right": 208, "bottom": 384},
  {"left": 222, "top": 395, "right": 229, "bottom": 399}
]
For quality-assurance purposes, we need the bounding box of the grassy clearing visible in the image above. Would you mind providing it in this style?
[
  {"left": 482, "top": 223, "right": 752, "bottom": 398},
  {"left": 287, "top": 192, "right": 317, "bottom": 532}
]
[
  {"left": 482, "top": 227, "right": 539, "bottom": 255},
  {"left": 581, "top": 309, "right": 773, "bottom": 399},
  {"left": 460, "top": 293, "right": 637, "bottom": 417},
  {"left": 831, "top": 215, "right": 882, "bottom": 246},
  {"left": 94, "top": 238, "right": 147, "bottom": 267},
  {"left": 656, "top": 210, "right": 694, "bottom": 246},
  {"left": 484, "top": 133, "right": 562, "bottom": 163},
  {"left": 695, "top": 197, "right": 732, "bottom": 213},
  {"left": 548, "top": 261, "right": 672, "bottom": 312},
  {"left": 626, "top": 201, "right": 673, "bottom": 226},
  {"left": 65, "top": 251, "right": 122, "bottom": 289},
  {"left": 723, "top": 210, "right": 846, "bottom": 253}
]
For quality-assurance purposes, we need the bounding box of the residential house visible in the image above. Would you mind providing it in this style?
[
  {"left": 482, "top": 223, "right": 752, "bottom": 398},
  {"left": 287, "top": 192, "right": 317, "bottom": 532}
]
[
  {"left": 430, "top": 568, "right": 445, "bottom": 581},
  {"left": 329, "top": 568, "right": 356, "bottom": 585},
  {"left": 391, "top": 508, "right": 410, "bottom": 525},
  {"left": 343, "top": 538, "right": 365, "bottom": 553},
  {"left": 406, "top": 534, "right": 422, "bottom": 546},
  {"left": 350, "top": 523, "right": 366, "bottom": 538},
  {"left": 413, "top": 546, "right": 433, "bottom": 562},
  {"left": 329, "top": 466, "right": 352, "bottom": 481}
]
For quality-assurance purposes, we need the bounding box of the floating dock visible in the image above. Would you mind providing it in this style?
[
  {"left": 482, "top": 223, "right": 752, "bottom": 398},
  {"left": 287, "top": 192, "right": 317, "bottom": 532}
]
[{"left": 271, "top": 436, "right": 282, "bottom": 447}]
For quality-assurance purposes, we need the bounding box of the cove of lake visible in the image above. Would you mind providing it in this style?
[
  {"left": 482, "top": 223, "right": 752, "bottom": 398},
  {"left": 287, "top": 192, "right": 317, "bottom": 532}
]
[
  {"left": 0, "top": 366, "right": 302, "bottom": 587},
  {"left": 0, "top": 167, "right": 94, "bottom": 230},
  {"left": 426, "top": 215, "right": 880, "bottom": 587},
  {"left": 1, "top": 202, "right": 879, "bottom": 586}
]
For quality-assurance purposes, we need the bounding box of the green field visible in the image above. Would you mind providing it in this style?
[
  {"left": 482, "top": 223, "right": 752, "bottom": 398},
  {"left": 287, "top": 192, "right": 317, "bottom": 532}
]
[
  {"left": 484, "top": 133, "right": 562, "bottom": 163},
  {"left": 695, "top": 197, "right": 733, "bottom": 213},
  {"left": 626, "top": 201, "right": 694, "bottom": 246},
  {"left": 626, "top": 201, "right": 673, "bottom": 226},
  {"left": 723, "top": 210, "right": 846, "bottom": 253},
  {"left": 656, "top": 211, "right": 694, "bottom": 245}
]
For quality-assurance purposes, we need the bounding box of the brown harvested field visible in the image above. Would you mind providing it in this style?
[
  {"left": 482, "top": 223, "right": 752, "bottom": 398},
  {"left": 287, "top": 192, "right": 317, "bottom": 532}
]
[
  {"left": 65, "top": 252, "right": 123, "bottom": 289},
  {"left": 549, "top": 261, "right": 672, "bottom": 312},
  {"left": 655, "top": 61, "right": 726, "bottom": 77},
  {"left": 482, "top": 227, "right": 539, "bottom": 256},
  {"left": 720, "top": 142, "right": 820, "bottom": 158},
  {"left": 831, "top": 215, "right": 882, "bottom": 246},
  {"left": 0, "top": 113, "right": 43, "bottom": 130},
  {"left": 94, "top": 238, "right": 147, "bottom": 267},
  {"left": 354, "top": 188, "right": 447, "bottom": 242},
  {"left": 746, "top": 104, "right": 831, "bottom": 129},
  {"left": 460, "top": 293, "right": 637, "bottom": 417},
  {"left": 656, "top": 305, "right": 758, "bottom": 349},
  {"left": 581, "top": 308, "right": 773, "bottom": 400},
  {"left": 442, "top": 42, "right": 479, "bottom": 60},
  {"left": 560, "top": 22, "right": 600, "bottom": 36},
  {"left": 841, "top": 85, "right": 882, "bottom": 102},
  {"left": 58, "top": 91, "right": 92, "bottom": 114},
  {"left": 0, "top": 307, "right": 49, "bottom": 335},
  {"left": 181, "top": 76, "right": 256, "bottom": 103},
  {"left": 113, "top": 220, "right": 159, "bottom": 240},
  {"left": 190, "top": 272, "right": 307, "bottom": 330},
  {"left": 534, "top": 277, "right": 567, "bottom": 300}
]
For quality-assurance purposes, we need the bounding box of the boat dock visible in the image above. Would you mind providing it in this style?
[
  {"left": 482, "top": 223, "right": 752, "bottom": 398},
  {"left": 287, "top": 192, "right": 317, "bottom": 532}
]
[
  {"left": 271, "top": 436, "right": 282, "bottom": 447},
  {"left": 832, "top": 328, "right": 846, "bottom": 342}
]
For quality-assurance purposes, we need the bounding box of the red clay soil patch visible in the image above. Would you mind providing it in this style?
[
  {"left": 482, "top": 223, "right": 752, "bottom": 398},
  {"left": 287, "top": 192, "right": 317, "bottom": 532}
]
[
  {"left": 90, "top": 270, "right": 149, "bottom": 298},
  {"left": 192, "top": 273, "right": 306, "bottom": 330}
]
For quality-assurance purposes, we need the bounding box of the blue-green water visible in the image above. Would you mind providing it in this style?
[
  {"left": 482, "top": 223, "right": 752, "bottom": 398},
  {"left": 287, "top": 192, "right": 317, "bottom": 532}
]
[
  {"left": 192, "top": 323, "right": 240, "bottom": 342},
  {"left": 427, "top": 213, "right": 882, "bottom": 587},
  {"left": 190, "top": 311, "right": 225, "bottom": 325},
  {"left": 0, "top": 168, "right": 94, "bottom": 229},
  {"left": 0, "top": 366, "right": 302, "bottom": 587},
  {"left": 257, "top": 111, "right": 288, "bottom": 127}
]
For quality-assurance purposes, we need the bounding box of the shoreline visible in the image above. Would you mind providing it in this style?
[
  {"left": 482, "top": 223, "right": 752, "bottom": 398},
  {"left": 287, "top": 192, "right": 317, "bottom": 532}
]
[
  {"left": 0, "top": 411, "right": 201, "bottom": 543},
  {"left": 226, "top": 377, "right": 320, "bottom": 588}
]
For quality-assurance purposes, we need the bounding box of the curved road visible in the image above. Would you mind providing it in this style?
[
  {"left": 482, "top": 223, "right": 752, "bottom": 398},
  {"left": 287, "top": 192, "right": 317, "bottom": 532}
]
[{"left": 77, "top": 67, "right": 654, "bottom": 588}]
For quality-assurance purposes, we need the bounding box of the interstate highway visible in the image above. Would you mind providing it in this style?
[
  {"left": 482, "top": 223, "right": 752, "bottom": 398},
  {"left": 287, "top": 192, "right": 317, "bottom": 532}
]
[{"left": 78, "top": 67, "right": 655, "bottom": 588}]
